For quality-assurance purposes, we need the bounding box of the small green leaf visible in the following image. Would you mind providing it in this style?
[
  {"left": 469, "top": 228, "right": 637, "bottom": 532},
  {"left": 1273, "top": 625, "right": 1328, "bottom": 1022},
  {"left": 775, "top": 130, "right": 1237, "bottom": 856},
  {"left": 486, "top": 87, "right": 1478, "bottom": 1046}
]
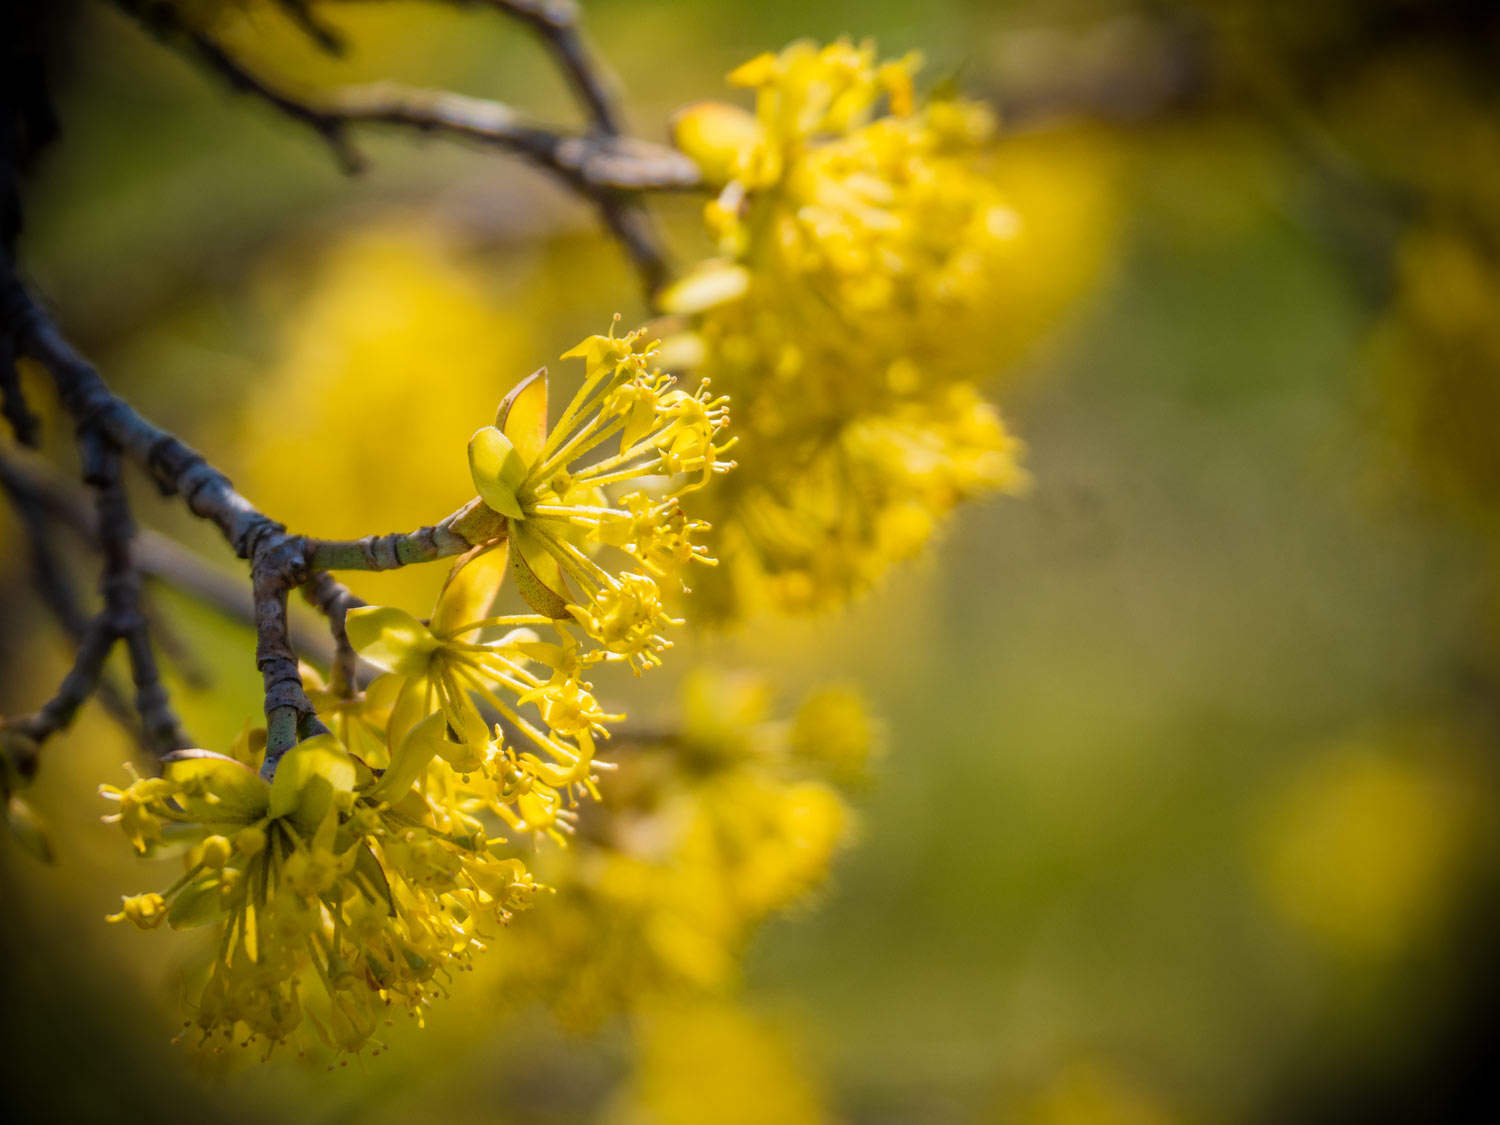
[
  {"left": 345, "top": 606, "right": 439, "bottom": 676},
  {"left": 268, "top": 735, "right": 356, "bottom": 832},
  {"left": 168, "top": 875, "right": 228, "bottom": 929},
  {"left": 468, "top": 426, "right": 528, "bottom": 519},
  {"left": 162, "top": 751, "right": 270, "bottom": 824}
]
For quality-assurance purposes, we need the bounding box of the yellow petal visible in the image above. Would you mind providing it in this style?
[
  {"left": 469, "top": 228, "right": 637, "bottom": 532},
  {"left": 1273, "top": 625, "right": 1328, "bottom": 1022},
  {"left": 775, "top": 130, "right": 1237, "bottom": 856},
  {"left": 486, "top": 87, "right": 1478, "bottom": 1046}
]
[
  {"left": 345, "top": 605, "right": 439, "bottom": 675},
  {"left": 366, "top": 711, "right": 446, "bottom": 804},
  {"left": 657, "top": 260, "right": 751, "bottom": 316},
  {"left": 509, "top": 523, "right": 573, "bottom": 620},
  {"left": 162, "top": 750, "right": 271, "bottom": 824},
  {"left": 728, "top": 52, "right": 778, "bottom": 87},
  {"left": 496, "top": 367, "right": 549, "bottom": 467},
  {"left": 671, "top": 101, "right": 760, "bottom": 184},
  {"left": 430, "top": 541, "right": 511, "bottom": 638},
  {"left": 468, "top": 425, "right": 528, "bottom": 519}
]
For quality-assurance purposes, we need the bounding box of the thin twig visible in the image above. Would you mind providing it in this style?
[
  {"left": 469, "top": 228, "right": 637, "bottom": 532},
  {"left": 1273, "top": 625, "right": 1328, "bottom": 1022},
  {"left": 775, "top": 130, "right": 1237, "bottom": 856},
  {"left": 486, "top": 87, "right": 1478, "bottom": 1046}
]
[
  {"left": 324, "top": 82, "right": 698, "bottom": 191},
  {"left": 467, "top": 0, "right": 674, "bottom": 291},
  {"left": 0, "top": 446, "right": 336, "bottom": 666},
  {"left": 186, "top": 30, "right": 367, "bottom": 173},
  {"left": 301, "top": 571, "right": 367, "bottom": 697},
  {"left": 115, "top": 0, "right": 692, "bottom": 292},
  {"left": 0, "top": 451, "right": 143, "bottom": 745},
  {"left": 89, "top": 440, "right": 192, "bottom": 754},
  {"left": 474, "top": 0, "right": 624, "bottom": 133}
]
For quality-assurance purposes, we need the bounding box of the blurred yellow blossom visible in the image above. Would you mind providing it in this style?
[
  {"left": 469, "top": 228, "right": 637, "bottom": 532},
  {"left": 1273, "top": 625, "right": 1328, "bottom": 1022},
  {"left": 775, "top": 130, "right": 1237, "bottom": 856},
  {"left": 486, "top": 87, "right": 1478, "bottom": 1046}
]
[
  {"left": 226, "top": 220, "right": 534, "bottom": 610},
  {"left": 1018, "top": 1060, "right": 1179, "bottom": 1125},
  {"left": 484, "top": 671, "right": 870, "bottom": 1031},
  {"left": 662, "top": 40, "right": 1115, "bottom": 616},
  {"left": 1255, "top": 735, "right": 1484, "bottom": 960},
  {"left": 605, "top": 1000, "right": 831, "bottom": 1125}
]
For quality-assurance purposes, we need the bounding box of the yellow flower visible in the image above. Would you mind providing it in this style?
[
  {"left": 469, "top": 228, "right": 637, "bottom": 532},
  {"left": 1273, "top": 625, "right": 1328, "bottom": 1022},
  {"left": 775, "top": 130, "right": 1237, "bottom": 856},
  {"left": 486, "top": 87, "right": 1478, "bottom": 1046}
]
[
  {"left": 101, "top": 729, "right": 540, "bottom": 1057},
  {"left": 663, "top": 40, "right": 1035, "bottom": 616},
  {"left": 107, "top": 892, "right": 169, "bottom": 930},
  {"left": 466, "top": 323, "right": 733, "bottom": 669}
]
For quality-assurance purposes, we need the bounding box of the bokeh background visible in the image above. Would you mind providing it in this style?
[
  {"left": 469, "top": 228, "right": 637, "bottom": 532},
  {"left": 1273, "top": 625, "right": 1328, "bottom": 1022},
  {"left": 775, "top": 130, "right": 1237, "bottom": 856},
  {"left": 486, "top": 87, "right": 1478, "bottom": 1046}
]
[{"left": 5, "top": 1, "right": 1500, "bottom": 1121}]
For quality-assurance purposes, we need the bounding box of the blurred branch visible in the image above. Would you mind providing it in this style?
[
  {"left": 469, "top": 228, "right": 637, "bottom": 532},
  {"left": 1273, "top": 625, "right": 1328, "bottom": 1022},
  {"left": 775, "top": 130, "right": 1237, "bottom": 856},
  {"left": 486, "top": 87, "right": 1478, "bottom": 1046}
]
[
  {"left": 448, "top": 0, "right": 675, "bottom": 291},
  {"left": 86, "top": 437, "right": 192, "bottom": 754},
  {"left": 0, "top": 0, "right": 691, "bottom": 779},
  {"left": 114, "top": 0, "right": 695, "bottom": 292},
  {"left": 173, "top": 26, "right": 368, "bottom": 174},
  {"left": 1, "top": 256, "right": 507, "bottom": 776},
  {"left": 321, "top": 82, "right": 699, "bottom": 192},
  {"left": 0, "top": 453, "right": 140, "bottom": 749},
  {"left": 0, "top": 447, "right": 336, "bottom": 666},
  {"left": 0, "top": 435, "right": 190, "bottom": 754},
  {"left": 337, "top": 1, "right": 626, "bottom": 134},
  {"left": 466, "top": 0, "right": 625, "bottom": 134}
]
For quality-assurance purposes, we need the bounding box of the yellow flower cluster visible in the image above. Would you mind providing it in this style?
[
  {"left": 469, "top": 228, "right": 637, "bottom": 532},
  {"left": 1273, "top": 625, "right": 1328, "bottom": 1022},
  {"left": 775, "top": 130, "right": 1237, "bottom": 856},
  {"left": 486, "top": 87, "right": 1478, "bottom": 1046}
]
[
  {"left": 102, "top": 728, "right": 539, "bottom": 1056},
  {"left": 101, "top": 326, "right": 731, "bottom": 1056},
  {"left": 613, "top": 1000, "right": 831, "bottom": 1125},
  {"left": 486, "top": 672, "right": 875, "bottom": 1030},
  {"left": 347, "top": 325, "right": 732, "bottom": 840},
  {"left": 662, "top": 40, "right": 1032, "bottom": 615}
]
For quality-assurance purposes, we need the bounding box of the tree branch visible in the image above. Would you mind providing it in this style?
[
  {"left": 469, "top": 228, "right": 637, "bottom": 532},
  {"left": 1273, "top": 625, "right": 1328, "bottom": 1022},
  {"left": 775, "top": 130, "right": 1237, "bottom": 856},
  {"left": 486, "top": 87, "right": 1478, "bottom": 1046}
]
[
  {"left": 0, "top": 0, "right": 677, "bottom": 777},
  {"left": 88, "top": 438, "right": 192, "bottom": 753},
  {"left": 322, "top": 82, "right": 698, "bottom": 192},
  {"left": 0, "top": 446, "right": 337, "bottom": 667},
  {"left": 0, "top": 452, "right": 142, "bottom": 745},
  {"left": 301, "top": 570, "right": 366, "bottom": 698},
  {"left": 473, "top": 0, "right": 625, "bottom": 134},
  {"left": 113, "top": 0, "right": 697, "bottom": 292},
  {"left": 1, "top": 260, "right": 504, "bottom": 773},
  {"left": 0, "top": 435, "right": 191, "bottom": 753},
  {"left": 305, "top": 499, "right": 505, "bottom": 572},
  {"left": 461, "top": 0, "right": 675, "bottom": 290}
]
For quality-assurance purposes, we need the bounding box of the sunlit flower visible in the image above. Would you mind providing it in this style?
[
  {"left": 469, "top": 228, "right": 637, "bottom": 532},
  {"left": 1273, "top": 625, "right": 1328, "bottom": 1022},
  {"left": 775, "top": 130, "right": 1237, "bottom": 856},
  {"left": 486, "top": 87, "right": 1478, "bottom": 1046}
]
[
  {"left": 466, "top": 323, "right": 732, "bottom": 668},
  {"left": 101, "top": 729, "right": 539, "bottom": 1057}
]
